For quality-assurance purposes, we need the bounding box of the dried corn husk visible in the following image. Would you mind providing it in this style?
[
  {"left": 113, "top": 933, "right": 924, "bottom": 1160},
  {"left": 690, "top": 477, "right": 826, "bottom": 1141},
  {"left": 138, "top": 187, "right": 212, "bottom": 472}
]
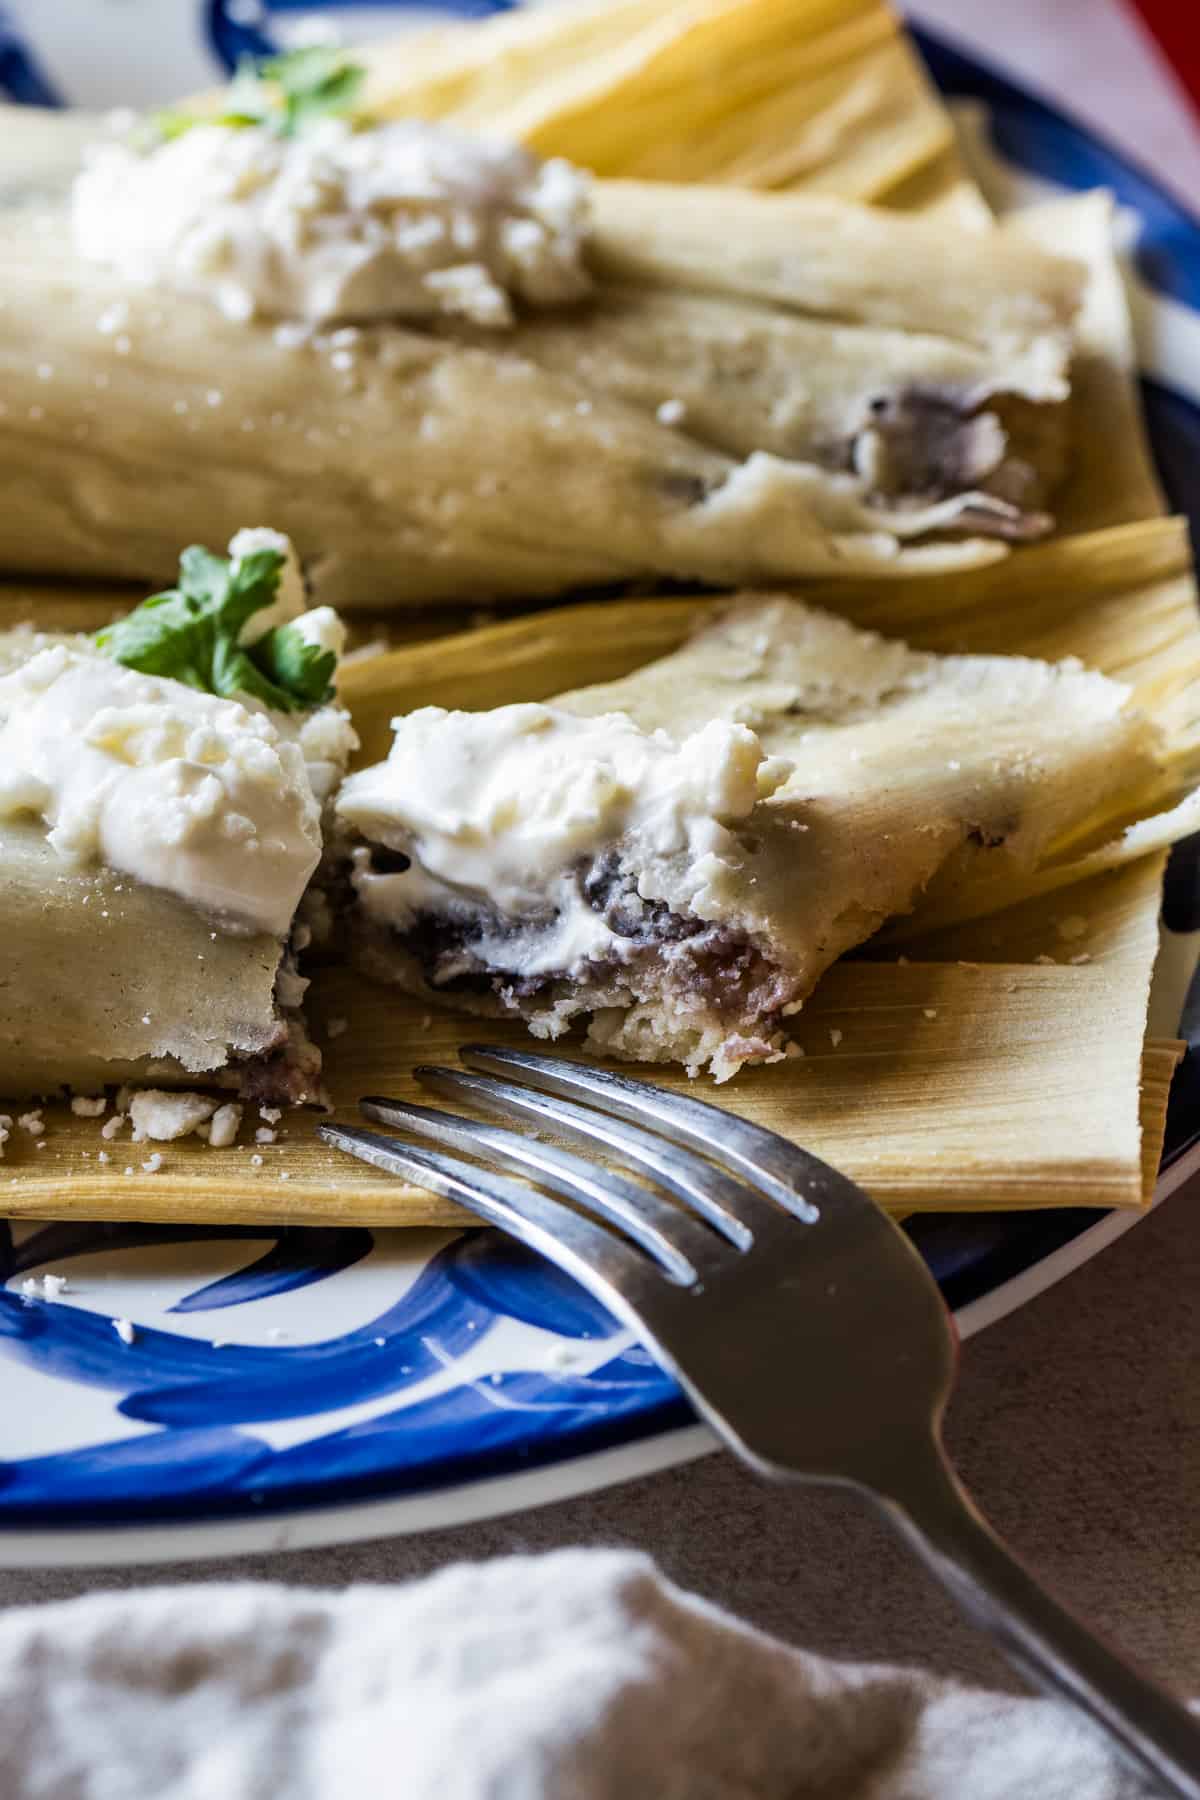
[
  {"left": 1012, "top": 194, "right": 1165, "bottom": 532},
  {"left": 0, "top": 962, "right": 1176, "bottom": 1225},
  {"left": 356, "top": 0, "right": 953, "bottom": 201}
]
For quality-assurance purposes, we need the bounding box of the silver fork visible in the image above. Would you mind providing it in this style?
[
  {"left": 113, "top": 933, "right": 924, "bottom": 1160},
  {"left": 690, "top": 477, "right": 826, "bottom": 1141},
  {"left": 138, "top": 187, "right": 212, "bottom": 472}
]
[{"left": 319, "top": 1043, "right": 1200, "bottom": 1798}]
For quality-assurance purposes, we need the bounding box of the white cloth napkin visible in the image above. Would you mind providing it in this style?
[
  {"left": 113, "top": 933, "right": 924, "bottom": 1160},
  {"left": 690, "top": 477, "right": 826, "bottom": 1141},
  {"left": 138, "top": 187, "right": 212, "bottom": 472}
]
[{"left": 0, "top": 1549, "right": 1161, "bottom": 1798}]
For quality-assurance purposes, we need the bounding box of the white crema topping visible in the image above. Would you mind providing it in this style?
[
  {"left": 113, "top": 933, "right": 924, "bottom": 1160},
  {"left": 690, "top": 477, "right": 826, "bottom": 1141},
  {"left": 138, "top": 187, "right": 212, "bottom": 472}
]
[
  {"left": 336, "top": 704, "right": 790, "bottom": 975},
  {"left": 72, "top": 118, "right": 592, "bottom": 328},
  {"left": 0, "top": 649, "right": 327, "bottom": 936}
]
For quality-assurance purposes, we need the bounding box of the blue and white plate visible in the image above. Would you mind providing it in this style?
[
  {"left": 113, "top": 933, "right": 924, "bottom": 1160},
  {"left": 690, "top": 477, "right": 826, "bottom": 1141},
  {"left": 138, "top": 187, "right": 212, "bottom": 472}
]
[{"left": 3, "top": 10, "right": 1200, "bottom": 1567}]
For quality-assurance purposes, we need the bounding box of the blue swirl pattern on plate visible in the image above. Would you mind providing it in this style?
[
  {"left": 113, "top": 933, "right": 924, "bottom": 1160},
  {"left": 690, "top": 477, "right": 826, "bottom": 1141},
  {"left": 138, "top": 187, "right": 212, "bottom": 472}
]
[
  {"left": 0, "top": 2, "right": 60, "bottom": 104},
  {"left": 0, "top": 14, "right": 1198, "bottom": 1534}
]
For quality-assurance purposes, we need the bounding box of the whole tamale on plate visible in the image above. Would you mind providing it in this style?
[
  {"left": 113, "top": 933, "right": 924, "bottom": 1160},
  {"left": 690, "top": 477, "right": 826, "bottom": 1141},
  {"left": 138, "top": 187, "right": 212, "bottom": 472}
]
[
  {"left": 0, "top": 0, "right": 1199, "bottom": 1564},
  {"left": 0, "top": 123, "right": 1083, "bottom": 605}
]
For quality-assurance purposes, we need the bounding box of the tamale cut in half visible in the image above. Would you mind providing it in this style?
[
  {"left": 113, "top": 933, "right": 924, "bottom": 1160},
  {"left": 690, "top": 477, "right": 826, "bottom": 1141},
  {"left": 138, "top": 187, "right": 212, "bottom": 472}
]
[
  {"left": 333, "top": 596, "right": 1162, "bottom": 1078},
  {"left": 0, "top": 89, "right": 1084, "bottom": 609},
  {"left": 0, "top": 533, "right": 357, "bottom": 1104}
]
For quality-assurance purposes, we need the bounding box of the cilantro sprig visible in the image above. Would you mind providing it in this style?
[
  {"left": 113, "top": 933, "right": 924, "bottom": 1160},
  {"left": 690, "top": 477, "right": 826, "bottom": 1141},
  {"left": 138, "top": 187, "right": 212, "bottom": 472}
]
[
  {"left": 97, "top": 544, "right": 336, "bottom": 714},
  {"left": 147, "top": 47, "right": 365, "bottom": 146}
]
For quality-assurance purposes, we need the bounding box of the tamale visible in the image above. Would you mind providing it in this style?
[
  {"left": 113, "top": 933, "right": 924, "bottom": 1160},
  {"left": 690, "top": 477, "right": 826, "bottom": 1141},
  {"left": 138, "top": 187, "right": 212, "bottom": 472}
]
[
  {"left": 0, "top": 555, "right": 357, "bottom": 1105},
  {"left": 0, "top": 816, "right": 294, "bottom": 1097},
  {"left": 332, "top": 595, "right": 1160, "bottom": 1078},
  {"left": 0, "top": 167, "right": 1084, "bottom": 605}
]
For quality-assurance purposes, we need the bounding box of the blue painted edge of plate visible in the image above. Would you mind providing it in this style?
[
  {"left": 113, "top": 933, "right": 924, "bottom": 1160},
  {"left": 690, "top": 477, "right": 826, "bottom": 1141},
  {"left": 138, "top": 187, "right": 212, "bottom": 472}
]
[
  {"left": 0, "top": 25, "right": 1198, "bottom": 1531},
  {"left": 914, "top": 29, "right": 1200, "bottom": 311}
]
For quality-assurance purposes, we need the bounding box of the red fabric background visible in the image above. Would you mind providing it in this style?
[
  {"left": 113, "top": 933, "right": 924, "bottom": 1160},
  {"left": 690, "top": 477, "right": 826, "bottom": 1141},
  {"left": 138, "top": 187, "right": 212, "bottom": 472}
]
[{"left": 1125, "top": 0, "right": 1200, "bottom": 121}]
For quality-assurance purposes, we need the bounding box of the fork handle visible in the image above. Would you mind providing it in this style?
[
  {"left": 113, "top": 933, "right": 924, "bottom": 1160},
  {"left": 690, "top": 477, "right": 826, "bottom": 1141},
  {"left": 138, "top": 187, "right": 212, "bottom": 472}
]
[{"left": 878, "top": 1444, "right": 1200, "bottom": 1798}]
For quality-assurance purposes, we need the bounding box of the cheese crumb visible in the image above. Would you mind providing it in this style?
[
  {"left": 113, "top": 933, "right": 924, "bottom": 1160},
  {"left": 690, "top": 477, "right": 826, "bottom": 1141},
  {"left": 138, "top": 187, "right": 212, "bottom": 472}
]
[
  {"left": 112, "top": 1317, "right": 136, "bottom": 1345},
  {"left": 17, "top": 1112, "right": 44, "bottom": 1136},
  {"left": 259, "top": 1106, "right": 283, "bottom": 1125},
  {"left": 70, "top": 1095, "right": 108, "bottom": 1118},
  {"left": 829, "top": 1028, "right": 843, "bottom": 1048},
  {"left": 101, "top": 1114, "right": 127, "bottom": 1140},
  {"left": 250, "top": 1154, "right": 264, "bottom": 1167},
  {"left": 97, "top": 1151, "right": 111, "bottom": 1165},
  {"left": 75, "top": 121, "right": 591, "bottom": 330},
  {"left": 923, "top": 1008, "right": 938, "bottom": 1020},
  {"left": 255, "top": 1127, "right": 278, "bottom": 1145},
  {"left": 20, "top": 1273, "right": 70, "bottom": 1301},
  {"left": 208, "top": 1103, "right": 243, "bottom": 1149},
  {"left": 128, "top": 1089, "right": 217, "bottom": 1142},
  {"left": 141, "top": 1153, "right": 164, "bottom": 1174},
  {"left": 656, "top": 398, "right": 686, "bottom": 427}
]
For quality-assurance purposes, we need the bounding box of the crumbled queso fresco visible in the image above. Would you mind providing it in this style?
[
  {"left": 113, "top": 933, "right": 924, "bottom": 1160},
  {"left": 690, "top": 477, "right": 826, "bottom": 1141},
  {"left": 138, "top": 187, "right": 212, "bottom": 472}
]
[{"left": 72, "top": 117, "right": 592, "bottom": 329}]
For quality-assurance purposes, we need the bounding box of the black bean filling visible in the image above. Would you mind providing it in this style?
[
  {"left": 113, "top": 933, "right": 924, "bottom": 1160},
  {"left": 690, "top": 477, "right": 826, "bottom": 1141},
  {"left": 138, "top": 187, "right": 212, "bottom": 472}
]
[
  {"left": 836, "top": 383, "right": 1057, "bottom": 539},
  {"left": 381, "top": 852, "right": 789, "bottom": 1025},
  {"left": 238, "top": 1023, "right": 322, "bottom": 1107},
  {"left": 856, "top": 388, "right": 1007, "bottom": 499},
  {"left": 236, "top": 948, "right": 324, "bottom": 1106}
]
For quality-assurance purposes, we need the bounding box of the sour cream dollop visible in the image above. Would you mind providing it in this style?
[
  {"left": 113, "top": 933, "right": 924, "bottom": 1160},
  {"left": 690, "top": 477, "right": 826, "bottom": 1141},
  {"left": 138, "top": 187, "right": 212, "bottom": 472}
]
[
  {"left": 72, "top": 117, "right": 592, "bottom": 328},
  {"left": 336, "top": 703, "right": 790, "bottom": 976}
]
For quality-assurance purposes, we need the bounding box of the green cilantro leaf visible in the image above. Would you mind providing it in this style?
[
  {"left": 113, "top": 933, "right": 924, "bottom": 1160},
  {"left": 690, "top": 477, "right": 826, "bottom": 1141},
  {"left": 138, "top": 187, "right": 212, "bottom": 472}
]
[
  {"left": 254, "top": 622, "right": 339, "bottom": 708},
  {"left": 144, "top": 48, "right": 365, "bottom": 146},
  {"left": 259, "top": 47, "right": 366, "bottom": 134},
  {"left": 96, "top": 542, "right": 336, "bottom": 713}
]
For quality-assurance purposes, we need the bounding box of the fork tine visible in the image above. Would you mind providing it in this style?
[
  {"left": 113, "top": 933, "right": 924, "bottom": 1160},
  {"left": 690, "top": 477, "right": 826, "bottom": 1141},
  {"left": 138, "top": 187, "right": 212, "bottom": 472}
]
[
  {"left": 356, "top": 1096, "right": 723, "bottom": 1286},
  {"left": 317, "top": 1124, "right": 673, "bottom": 1329},
  {"left": 459, "top": 1046, "right": 855, "bottom": 1224},
  {"left": 413, "top": 1064, "right": 783, "bottom": 1251}
]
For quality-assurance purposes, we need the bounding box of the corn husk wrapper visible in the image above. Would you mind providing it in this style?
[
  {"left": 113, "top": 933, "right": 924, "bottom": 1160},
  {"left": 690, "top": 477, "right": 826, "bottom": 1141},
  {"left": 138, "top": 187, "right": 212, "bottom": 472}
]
[
  {"left": 0, "top": 966, "right": 1176, "bottom": 1227},
  {"left": 356, "top": 0, "right": 952, "bottom": 201},
  {"left": 342, "top": 592, "right": 1162, "bottom": 1079},
  {"left": 1012, "top": 194, "right": 1166, "bottom": 532}
]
